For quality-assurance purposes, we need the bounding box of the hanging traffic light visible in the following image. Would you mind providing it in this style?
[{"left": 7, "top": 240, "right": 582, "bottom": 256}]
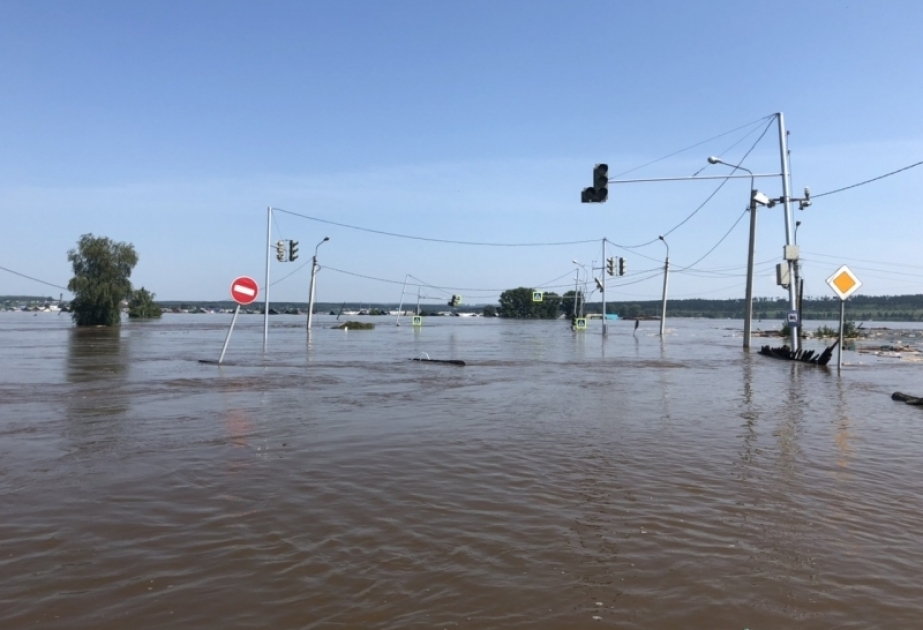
[
  {"left": 594, "top": 277, "right": 604, "bottom": 291},
  {"left": 581, "top": 163, "right": 609, "bottom": 203},
  {"left": 619, "top": 257, "right": 626, "bottom": 276},
  {"left": 289, "top": 240, "right": 299, "bottom": 262},
  {"left": 454, "top": 295, "right": 462, "bottom": 307},
  {"left": 593, "top": 163, "right": 608, "bottom": 202},
  {"left": 606, "top": 257, "right": 615, "bottom": 276},
  {"left": 276, "top": 240, "right": 286, "bottom": 262},
  {"left": 580, "top": 164, "right": 609, "bottom": 203}
]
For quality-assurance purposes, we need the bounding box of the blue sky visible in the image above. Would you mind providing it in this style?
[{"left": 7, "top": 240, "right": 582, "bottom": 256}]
[{"left": 2, "top": 1, "right": 922, "bottom": 305}]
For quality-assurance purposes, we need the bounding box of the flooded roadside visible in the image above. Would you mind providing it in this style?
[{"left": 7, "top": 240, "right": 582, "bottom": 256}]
[{"left": 2, "top": 313, "right": 922, "bottom": 628}]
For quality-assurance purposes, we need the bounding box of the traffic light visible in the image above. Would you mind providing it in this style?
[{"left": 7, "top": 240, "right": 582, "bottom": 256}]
[
  {"left": 581, "top": 163, "right": 609, "bottom": 203},
  {"left": 276, "top": 240, "right": 286, "bottom": 262},
  {"left": 606, "top": 257, "right": 615, "bottom": 276},
  {"left": 447, "top": 294, "right": 462, "bottom": 307},
  {"left": 618, "top": 257, "right": 626, "bottom": 276},
  {"left": 594, "top": 277, "right": 604, "bottom": 292},
  {"left": 289, "top": 240, "right": 299, "bottom": 262},
  {"left": 593, "top": 163, "right": 608, "bottom": 202}
]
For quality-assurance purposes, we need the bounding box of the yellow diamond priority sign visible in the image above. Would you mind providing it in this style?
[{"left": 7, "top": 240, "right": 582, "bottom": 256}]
[{"left": 826, "top": 265, "right": 862, "bottom": 301}]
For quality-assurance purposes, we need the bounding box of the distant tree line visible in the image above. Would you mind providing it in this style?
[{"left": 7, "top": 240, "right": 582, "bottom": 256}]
[{"left": 589, "top": 295, "right": 923, "bottom": 321}]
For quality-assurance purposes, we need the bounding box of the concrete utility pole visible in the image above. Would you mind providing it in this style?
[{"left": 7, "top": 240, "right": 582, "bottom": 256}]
[
  {"left": 658, "top": 235, "right": 669, "bottom": 337},
  {"left": 306, "top": 236, "right": 330, "bottom": 332},
  {"left": 776, "top": 113, "right": 800, "bottom": 350}
]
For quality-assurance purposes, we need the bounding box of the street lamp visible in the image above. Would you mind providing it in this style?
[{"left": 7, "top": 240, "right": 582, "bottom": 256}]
[
  {"left": 306, "top": 236, "right": 330, "bottom": 331},
  {"left": 571, "top": 259, "right": 587, "bottom": 319},
  {"left": 707, "top": 157, "right": 773, "bottom": 350},
  {"left": 658, "top": 235, "right": 669, "bottom": 338}
]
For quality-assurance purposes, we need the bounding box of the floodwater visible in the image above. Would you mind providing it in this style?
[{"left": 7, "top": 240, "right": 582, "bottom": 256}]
[{"left": 2, "top": 311, "right": 923, "bottom": 629}]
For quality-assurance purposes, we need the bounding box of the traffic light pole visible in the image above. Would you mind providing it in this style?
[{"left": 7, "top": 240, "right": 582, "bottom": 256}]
[
  {"left": 601, "top": 238, "right": 608, "bottom": 336},
  {"left": 263, "top": 206, "right": 272, "bottom": 352},
  {"left": 776, "top": 113, "right": 800, "bottom": 350},
  {"left": 594, "top": 112, "right": 799, "bottom": 350}
]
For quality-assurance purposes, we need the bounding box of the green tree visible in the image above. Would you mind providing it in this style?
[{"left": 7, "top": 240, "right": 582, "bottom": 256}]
[
  {"left": 127, "top": 287, "right": 163, "bottom": 319},
  {"left": 67, "top": 234, "right": 138, "bottom": 326},
  {"left": 561, "top": 290, "right": 585, "bottom": 318},
  {"left": 482, "top": 304, "right": 497, "bottom": 317},
  {"left": 498, "top": 287, "right": 561, "bottom": 319}
]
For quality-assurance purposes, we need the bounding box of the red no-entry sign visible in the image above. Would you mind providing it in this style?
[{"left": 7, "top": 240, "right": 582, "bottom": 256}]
[{"left": 230, "top": 276, "right": 259, "bottom": 305}]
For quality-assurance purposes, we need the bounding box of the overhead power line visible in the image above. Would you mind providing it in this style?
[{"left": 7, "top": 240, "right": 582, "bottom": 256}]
[
  {"left": 0, "top": 264, "right": 69, "bottom": 291},
  {"left": 814, "top": 159, "right": 923, "bottom": 198},
  {"left": 273, "top": 208, "right": 598, "bottom": 247},
  {"left": 612, "top": 114, "right": 775, "bottom": 178}
]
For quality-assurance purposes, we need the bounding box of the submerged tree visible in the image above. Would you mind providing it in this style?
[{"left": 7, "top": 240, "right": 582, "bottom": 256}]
[
  {"left": 67, "top": 234, "right": 138, "bottom": 326},
  {"left": 498, "top": 287, "right": 562, "bottom": 319},
  {"left": 127, "top": 287, "right": 163, "bottom": 319}
]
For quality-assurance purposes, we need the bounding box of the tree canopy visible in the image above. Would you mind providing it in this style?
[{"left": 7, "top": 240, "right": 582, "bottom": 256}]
[
  {"left": 498, "top": 287, "right": 562, "bottom": 319},
  {"left": 127, "top": 287, "right": 163, "bottom": 319},
  {"left": 67, "top": 234, "right": 138, "bottom": 326}
]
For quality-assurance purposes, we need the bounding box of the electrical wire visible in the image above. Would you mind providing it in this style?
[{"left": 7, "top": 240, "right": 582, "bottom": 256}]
[
  {"left": 669, "top": 208, "right": 749, "bottom": 272},
  {"left": 813, "top": 159, "right": 923, "bottom": 198},
  {"left": 610, "top": 117, "right": 775, "bottom": 250},
  {"left": 0, "top": 264, "right": 69, "bottom": 291},
  {"left": 269, "top": 258, "right": 313, "bottom": 287},
  {"left": 273, "top": 207, "right": 598, "bottom": 247},
  {"left": 802, "top": 251, "right": 923, "bottom": 271},
  {"left": 612, "top": 114, "right": 775, "bottom": 178}
]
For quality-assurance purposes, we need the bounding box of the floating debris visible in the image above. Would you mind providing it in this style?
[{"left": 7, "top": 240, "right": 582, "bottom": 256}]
[
  {"left": 892, "top": 392, "right": 923, "bottom": 406},
  {"left": 758, "top": 340, "right": 838, "bottom": 366}
]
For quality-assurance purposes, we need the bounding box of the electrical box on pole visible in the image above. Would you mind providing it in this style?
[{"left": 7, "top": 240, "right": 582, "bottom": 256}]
[{"left": 776, "top": 263, "right": 791, "bottom": 287}]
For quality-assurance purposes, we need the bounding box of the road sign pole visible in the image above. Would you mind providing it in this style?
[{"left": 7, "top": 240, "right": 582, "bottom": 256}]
[
  {"left": 838, "top": 299, "right": 845, "bottom": 371},
  {"left": 218, "top": 304, "right": 241, "bottom": 364}
]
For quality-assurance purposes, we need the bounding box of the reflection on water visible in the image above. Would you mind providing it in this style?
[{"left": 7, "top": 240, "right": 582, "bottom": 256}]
[
  {"left": 66, "top": 326, "right": 126, "bottom": 384},
  {"left": 2, "top": 313, "right": 923, "bottom": 629}
]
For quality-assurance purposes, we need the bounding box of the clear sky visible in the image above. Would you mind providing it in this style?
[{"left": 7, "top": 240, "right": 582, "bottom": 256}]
[{"left": 2, "top": 1, "right": 922, "bottom": 306}]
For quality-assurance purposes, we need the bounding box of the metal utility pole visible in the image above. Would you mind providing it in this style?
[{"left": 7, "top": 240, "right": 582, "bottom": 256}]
[
  {"left": 263, "top": 206, "right": 272, "bottom": 352},
  {"left": 777, "top": 113, "right": 799, "bottom": 349},
  {"left": 743, "top": 192, "right": 758, "bottom": 349},
  {"left": 306, "top": 236, "right": 330, "bottom": 332},
  {"left": 658, "top": 236, "right": 669, "bottom": 337},
  {"left": 396, "top": 274, "right": 409, "bottom": 326},
  {"left": 794, "top": 220, "right": 803, "bottom": 351},
  {"left": 601, "top": 238, "right": 608, "bottom": 336}
]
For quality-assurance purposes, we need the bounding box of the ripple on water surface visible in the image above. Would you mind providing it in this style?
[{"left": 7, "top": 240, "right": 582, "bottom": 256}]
[{"left": 2, "top": 314, "right": 923, "bottom": 628}]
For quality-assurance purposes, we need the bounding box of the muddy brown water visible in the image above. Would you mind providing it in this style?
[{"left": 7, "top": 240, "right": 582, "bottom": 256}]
[{"left": 2, "top": 313, "right": 922, "bottom": 629}]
